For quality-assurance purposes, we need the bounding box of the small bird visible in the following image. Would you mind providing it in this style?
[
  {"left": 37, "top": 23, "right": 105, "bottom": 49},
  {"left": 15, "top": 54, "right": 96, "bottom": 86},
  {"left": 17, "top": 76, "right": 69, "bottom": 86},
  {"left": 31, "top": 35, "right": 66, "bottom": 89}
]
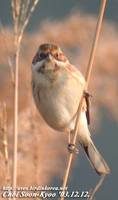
[{"left": 32, "top": 43, "right": 110, "bottom": 175}]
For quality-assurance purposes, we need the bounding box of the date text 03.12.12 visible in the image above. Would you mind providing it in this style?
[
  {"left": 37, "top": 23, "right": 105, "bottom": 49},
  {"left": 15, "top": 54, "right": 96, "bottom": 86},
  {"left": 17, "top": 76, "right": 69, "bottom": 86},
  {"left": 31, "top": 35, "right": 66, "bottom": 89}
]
[{"left": 58, "top": 191, "right": 89, "bottom": 198}]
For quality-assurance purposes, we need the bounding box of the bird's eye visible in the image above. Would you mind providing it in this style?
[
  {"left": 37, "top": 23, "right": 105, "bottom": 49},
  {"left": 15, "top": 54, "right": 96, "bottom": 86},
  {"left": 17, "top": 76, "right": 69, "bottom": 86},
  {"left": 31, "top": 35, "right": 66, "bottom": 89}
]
[
  {"left": 39, "top": 52, "right": 46, "bottom": 59},
  {"left": 54, "top": 52, "right": 65, "bottom": 61},
  {"left": 54, "top": 53, "right": 59, "bottom": 59}
]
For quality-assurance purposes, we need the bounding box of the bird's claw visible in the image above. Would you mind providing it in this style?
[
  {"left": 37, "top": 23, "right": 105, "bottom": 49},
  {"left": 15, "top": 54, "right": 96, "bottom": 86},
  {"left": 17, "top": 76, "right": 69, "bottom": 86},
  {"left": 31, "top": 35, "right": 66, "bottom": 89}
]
[{"left": 68, "top": 143, "right": 79, "bottom": 154}]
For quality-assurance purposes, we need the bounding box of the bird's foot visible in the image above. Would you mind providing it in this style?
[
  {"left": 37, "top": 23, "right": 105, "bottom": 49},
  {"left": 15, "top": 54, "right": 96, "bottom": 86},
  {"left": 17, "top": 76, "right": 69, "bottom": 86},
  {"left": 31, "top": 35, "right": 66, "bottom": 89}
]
[{"left": 68, "top": 143, "right": 79, "bottom": 154}]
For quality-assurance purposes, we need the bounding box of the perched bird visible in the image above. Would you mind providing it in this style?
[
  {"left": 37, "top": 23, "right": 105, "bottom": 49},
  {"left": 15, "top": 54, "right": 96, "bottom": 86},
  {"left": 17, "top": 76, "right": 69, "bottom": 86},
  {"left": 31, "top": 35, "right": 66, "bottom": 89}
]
[{"left": 32, "top": 43, "right": 110, "bottom": 175}]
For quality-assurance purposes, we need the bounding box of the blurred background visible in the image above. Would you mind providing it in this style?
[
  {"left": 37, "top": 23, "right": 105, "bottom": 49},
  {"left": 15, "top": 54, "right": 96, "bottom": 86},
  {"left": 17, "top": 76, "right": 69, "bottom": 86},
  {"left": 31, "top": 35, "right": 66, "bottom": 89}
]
[{"left": 0, "top": 0, "right": 118, "bottom": 200}]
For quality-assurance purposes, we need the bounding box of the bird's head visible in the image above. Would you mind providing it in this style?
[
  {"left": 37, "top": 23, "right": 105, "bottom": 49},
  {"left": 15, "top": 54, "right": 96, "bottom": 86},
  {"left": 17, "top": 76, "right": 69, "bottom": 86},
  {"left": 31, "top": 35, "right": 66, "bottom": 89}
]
[{"left": 32, "top": 43, "right": 69, "bottom": 75}]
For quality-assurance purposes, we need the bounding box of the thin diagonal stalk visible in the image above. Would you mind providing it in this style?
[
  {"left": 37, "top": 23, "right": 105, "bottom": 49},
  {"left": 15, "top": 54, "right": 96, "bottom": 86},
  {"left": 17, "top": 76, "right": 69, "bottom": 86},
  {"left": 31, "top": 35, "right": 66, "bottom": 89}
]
[
  {"left": 88, "top": 175, "right": 106, "bottom": 200},
  {"left": 60, "top": 1, "right": 108, "bottom": 200}
]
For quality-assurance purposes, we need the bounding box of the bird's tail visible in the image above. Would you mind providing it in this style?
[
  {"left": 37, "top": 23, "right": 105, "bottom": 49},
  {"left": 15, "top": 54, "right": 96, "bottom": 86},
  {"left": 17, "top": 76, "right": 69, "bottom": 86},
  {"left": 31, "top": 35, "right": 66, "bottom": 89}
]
[{"left": 83, "top": 140, "right": 110, "bottom": 175}]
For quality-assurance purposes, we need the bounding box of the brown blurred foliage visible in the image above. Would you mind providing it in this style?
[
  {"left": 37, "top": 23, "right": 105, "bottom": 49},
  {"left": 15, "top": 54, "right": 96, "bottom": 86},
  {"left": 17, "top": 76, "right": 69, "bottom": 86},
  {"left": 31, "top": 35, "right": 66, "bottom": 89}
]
[{"left": 0, "top": 13, "right": 118, "bottom": 187}]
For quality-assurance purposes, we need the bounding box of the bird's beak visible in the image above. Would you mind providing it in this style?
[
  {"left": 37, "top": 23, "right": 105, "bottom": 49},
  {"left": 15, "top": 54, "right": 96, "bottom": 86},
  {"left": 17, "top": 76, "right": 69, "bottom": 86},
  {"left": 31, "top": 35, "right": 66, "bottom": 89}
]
[{"left": 46, "top": 53, "right": 53, "bottom": 62}]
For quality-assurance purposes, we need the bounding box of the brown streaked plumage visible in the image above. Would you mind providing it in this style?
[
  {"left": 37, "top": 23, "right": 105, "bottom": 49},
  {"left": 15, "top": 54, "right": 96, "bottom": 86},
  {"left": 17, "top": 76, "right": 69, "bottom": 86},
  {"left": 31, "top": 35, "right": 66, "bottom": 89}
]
[
  {"left": 32, "top": 43, "right": 110, "bottom": 175},
  {"left": 32, "top": 43, "right": 67, "bottom": 65},
  {"left": 39, "top": 43, "right": 59, "bottom": 51}
]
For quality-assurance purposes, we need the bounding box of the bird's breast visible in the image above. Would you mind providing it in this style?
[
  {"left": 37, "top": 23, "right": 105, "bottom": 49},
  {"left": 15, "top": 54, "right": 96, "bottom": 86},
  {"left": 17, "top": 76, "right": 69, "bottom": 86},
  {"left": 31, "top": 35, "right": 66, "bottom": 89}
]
[{"left": 34, "top": 76, "right": 84, "bottom": 131}]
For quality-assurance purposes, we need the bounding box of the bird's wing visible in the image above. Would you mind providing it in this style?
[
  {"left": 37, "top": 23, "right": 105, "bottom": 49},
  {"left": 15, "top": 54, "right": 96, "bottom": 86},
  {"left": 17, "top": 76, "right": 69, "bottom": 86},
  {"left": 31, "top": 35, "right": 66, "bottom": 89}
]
[
  {"left": 84, "top": 93, "right": 91, "bottom": 125},
  {"left": 65, "top": 64, "right": 91, "bottom": 125},
  {"left": 65, "top": 63, "right": 85, "bottom": 86}
]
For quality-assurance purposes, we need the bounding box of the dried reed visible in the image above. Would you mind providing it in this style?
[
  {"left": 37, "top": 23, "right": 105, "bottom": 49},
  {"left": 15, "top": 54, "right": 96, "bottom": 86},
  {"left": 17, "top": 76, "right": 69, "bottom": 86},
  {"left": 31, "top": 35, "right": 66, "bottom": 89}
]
[{"left": 11, "top": 1, "right": 39, "bottom": 198}]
